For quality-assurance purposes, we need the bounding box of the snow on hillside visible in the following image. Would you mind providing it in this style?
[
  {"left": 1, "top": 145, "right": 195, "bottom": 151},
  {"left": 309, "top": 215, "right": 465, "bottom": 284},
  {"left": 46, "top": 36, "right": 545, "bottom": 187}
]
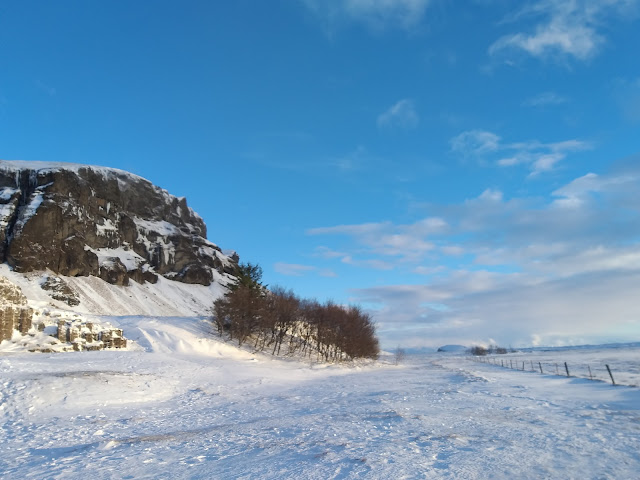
[
  {"left": 1, "top": 313, "right": 639, "bottom": 479},
  {"left": 0, "top": 264, "right": 226, "bottom": 318},
  {"left": 0, "top": 261, "right": 230, "bottom": 353}
]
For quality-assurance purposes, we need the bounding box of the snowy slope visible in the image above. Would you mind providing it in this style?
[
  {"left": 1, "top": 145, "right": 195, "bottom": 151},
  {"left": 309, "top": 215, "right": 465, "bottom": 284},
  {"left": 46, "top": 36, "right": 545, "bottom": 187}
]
[{"left": 0, "top": 263, "right": 227, "bottom": 317}]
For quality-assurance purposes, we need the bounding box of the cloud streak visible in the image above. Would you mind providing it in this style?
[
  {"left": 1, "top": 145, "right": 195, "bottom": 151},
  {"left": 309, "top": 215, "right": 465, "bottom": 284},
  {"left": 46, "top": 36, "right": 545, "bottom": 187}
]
[
  {"left": 612, "top": 77, "right": 640, "bottom": 123},
  {"left": 489, "top": 0, "right": 638, "bottom": 62},
  {"left": 308, "top": 217, "right": 447, "bottom": 262},
  {"left": 377, "top": 99, "right": 419, "bottom": 129},
  {"left": 522, "top": 91, "right": 568, "bottom": 107},
  {"left": 301, "top": 0, "right": 432, "bottom": 33},
  {"left": 274, "top": 262, "right": 337, "bottom": 278},
  {"left": 450, "top": 129, "right": 591, "bottom": 175}
]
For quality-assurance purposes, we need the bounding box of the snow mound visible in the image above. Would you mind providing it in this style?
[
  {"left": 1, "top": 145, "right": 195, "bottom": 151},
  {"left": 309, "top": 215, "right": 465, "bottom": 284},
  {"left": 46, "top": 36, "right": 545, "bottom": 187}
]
[{"left": 116, "top": 316, "right": 256, "bottom": 360}]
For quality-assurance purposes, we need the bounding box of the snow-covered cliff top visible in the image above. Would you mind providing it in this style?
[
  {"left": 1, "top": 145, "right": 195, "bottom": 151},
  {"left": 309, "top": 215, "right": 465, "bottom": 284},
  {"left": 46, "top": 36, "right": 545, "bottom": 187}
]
[{"left": 0, "top": 159, "right": 147, "bottom": 182}]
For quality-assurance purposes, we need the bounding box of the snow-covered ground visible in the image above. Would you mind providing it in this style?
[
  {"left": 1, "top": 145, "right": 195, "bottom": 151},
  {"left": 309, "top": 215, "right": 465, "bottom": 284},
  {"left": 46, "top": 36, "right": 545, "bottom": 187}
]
[{"left": 2, "top": 315, "right": 639, "bottom": 479}]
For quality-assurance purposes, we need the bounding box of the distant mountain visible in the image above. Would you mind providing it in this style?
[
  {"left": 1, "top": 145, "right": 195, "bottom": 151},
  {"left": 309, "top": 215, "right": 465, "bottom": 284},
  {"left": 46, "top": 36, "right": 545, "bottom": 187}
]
[
  {"left": 437, "top": 344, "right": 467, "bottom": 353},
  {"left": 0, "top": 161, "right": 238, "bottom": 286}
]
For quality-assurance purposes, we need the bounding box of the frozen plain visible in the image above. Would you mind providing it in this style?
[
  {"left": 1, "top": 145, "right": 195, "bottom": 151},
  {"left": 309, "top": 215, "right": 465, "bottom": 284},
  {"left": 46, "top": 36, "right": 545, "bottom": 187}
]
[{"left": 1, "top": 316, "right": 639, "bottom": 480}]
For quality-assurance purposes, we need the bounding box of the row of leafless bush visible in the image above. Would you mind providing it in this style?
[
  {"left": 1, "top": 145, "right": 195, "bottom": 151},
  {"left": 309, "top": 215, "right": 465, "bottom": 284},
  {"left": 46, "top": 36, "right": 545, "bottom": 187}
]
[
  {"left": 212, "top": 263, "right": 379, "bottom": 361},
  {"left": 468, "top": 345, "right": 513, "bottom": 356}
]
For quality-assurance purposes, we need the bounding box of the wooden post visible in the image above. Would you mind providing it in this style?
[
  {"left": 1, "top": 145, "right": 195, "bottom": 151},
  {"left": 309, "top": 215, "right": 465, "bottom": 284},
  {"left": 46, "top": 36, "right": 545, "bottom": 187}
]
[
  {"left": 555, "top": 363, "right": 559, "bottom": 375},
  {"left": 530, "top": 360, "right": 534, "bottom": 371},
  {"left": 510, "top": 360, "right": 513, "bottom": 369},
  {"left": 538, "top": 362, "right": 543, "bottom": 374},
  {"left": 564, "top": 362, "right": 570, "bottom": 377},
  {"left": 501, "top": 360, "right": 504, "bottom": 367},
  {"left": 522, "top": 361, "right": 525, "bottom": 371},
  {"left": 588, "top": 365, "right": 593, "bottom": 380},
  {"left": 605, "top": 364, "right": 616, "bottom": 385}
]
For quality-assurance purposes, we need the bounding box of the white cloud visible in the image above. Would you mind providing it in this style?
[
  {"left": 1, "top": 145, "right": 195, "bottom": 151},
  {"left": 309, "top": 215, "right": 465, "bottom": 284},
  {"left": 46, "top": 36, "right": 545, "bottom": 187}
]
[
  {"left": 329, "top": 145, "right": 369, "bottom": 171},
  {"left": 530, "top": 152, "right": 564, "bottom": 175},
  {"left": 552, "top": 170, "right": 639, "bottom": 207},
  {"left": 342, "top": 256, "right": 395, "bottom": 270},
  {"left": 308, "top": 222, "right": 390, "bottom": 237},
  {"left": 612, "top": 77, "right": 640, "bottom": 122},
  {"left": 490, "top": 22, "right": 600, "bottom": 61},
  {"left": 440, "top": 245, "right": 465, "bottom": 256},
  {"left": 274, "top": 262, "right": 338, "bottom": 278},
  {"left": 319, "top": 269, "right": 339, "bottom": 277},
  {"left": 478, "top": 188, "right": 503, "bottom": 202},
  {"left": 489, "top": 0, "right": 638, "bottom": 62},
  {"left": 314, "top": 246, "right": 348, "bottom": 259},
  {"left": 308, "top": 216, "right": 447, "bottom": 263},
  {"left": 34, "top": 79, "right": 56, "bottom": 96},
  {"left": 355, "top": 269, "right": 640, "bottom": 348},
  {"left": 450, "top": 130, "right": 501, "bottom": 157},
  {"left": 302, "top": 0, "right": 432, "bottom": 32},
  {"left": 413, "top": 265, "right": 446, "bottom": 275},
  {"left": 452, "top": 129, "right": 591, "bottom": 175},
  {"left": 308, "top": 163, "right": 640, "bottom": 347},
  {"left": 274, "top": 262, "right": 317, "bottom": 276},
  {"left": 377, "top": 99, "right": 419, "bottom": 129},
  {"left": 522, "top": 91, "right": 568, "bottom": 107}
]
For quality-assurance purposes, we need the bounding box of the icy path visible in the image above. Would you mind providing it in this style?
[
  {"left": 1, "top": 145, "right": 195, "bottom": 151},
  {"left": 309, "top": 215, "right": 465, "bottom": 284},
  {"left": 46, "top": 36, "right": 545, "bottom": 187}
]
[{"left": 1, "top": 318, "right": 639, "bottom": 479}]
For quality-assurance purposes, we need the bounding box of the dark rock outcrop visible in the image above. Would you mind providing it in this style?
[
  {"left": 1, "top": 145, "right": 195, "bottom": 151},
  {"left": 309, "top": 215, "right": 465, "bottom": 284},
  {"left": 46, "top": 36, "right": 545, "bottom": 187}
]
[
  {"left": 0, "top": 161, "right": 237, "bottom": 286},
  {"left": 40, "top": 274, "right": 80, "bottom": 306}
]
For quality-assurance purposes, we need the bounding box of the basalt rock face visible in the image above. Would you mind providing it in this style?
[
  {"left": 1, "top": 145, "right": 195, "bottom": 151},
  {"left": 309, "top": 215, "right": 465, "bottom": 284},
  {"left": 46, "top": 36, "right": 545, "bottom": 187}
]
[{"left": 0, "top": 161, "right": 237, "bottom": 286}]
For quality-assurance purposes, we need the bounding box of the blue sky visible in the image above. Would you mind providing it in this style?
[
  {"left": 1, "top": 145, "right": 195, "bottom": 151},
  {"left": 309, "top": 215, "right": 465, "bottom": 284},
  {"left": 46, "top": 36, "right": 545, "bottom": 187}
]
[{"left": 2, "top": 0, "right": 640, "bottom": 349}]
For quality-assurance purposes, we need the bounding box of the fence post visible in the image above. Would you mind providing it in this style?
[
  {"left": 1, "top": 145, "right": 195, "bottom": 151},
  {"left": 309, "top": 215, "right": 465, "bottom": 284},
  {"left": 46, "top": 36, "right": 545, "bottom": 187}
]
[
  {"left": 588, "top": 365, "right": 593, "bottom": 380},
  {"left": 555, "top": 363, "right": 559, "bottom": 375},
  {"left": 501, "top": 360, "right": 504, "bottom": 367},
  {"left": 605, "top": 364, "right": 616, "bottom": 385},
  {"left": 522, "top": 361, "right": 525, "bottom": 371},
  {"left": 510, "top": 360, "right": 513, "bottom": 369},
  {"left": 530, "top": 360, "right": 534, "bottom": 371},
  {"left": 564, "top": 362, "right": 570, "bottom": 377},
  {"left": 538, "top": 362, "right": 543, "bottom": 374}
]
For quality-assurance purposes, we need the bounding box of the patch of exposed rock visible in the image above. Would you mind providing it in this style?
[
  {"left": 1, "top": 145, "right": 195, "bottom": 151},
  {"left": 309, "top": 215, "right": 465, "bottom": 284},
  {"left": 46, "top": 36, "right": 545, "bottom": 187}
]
[
  {"left": 0, "top": 275, "right": 33, "bottom": 342},
  {"left": 5, "top": 309, "right": 129, "bottom": 352},
  {"left": 40, "top": 274, "right": 80, "bottom": 306},
  {"left": 46, "top": 316, "right": 127, "bottom": 352},
  {"left": 0, "top": 161, "right": 238, "bottom": 286}
]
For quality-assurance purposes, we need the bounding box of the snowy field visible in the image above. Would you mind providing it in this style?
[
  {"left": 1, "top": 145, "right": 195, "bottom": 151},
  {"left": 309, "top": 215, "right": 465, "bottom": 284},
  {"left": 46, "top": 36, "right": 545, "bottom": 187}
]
[
  {"left": 1, "top": 316, "right": 639, "bottom": 479},
  {"left": 473, "top": 344, "right": 640, "bottom": 387}
]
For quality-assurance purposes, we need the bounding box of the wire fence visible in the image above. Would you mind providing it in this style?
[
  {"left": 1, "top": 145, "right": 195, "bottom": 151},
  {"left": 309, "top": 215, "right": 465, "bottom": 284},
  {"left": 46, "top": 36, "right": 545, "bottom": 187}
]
[{"left": 469, "top": 354, "right": 638, "bottom": 387}]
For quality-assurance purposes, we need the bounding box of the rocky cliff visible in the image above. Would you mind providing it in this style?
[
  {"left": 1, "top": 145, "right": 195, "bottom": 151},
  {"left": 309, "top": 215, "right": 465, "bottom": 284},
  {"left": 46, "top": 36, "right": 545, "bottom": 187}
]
[{"left": 0, "top": 161, "right": 238, "bottom": 287}]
